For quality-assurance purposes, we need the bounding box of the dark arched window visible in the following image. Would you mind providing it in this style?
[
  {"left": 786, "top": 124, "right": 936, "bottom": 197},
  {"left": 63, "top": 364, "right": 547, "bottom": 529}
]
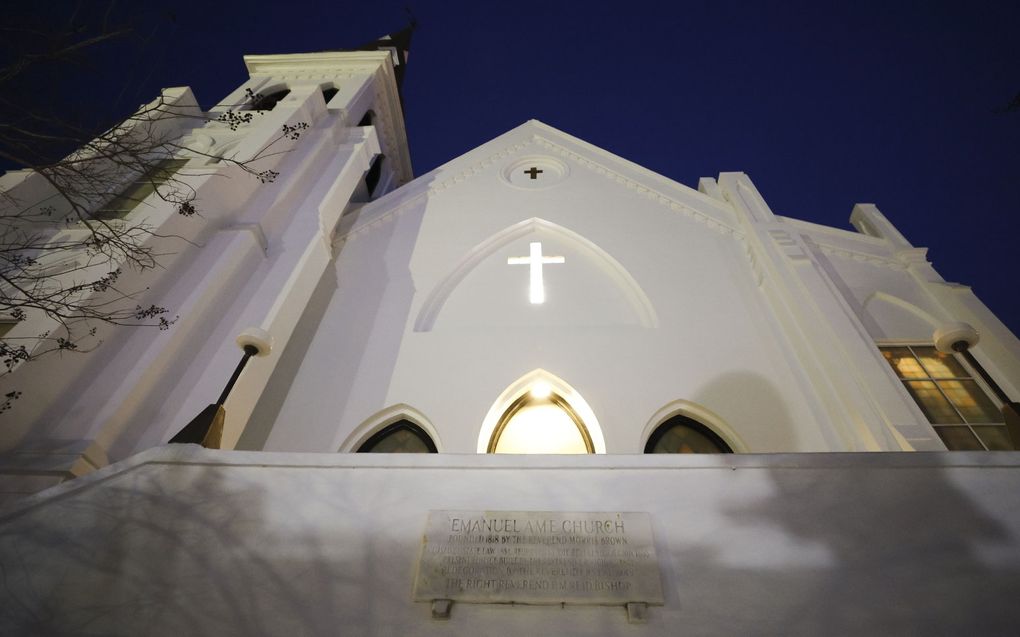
[
  {"left": 321, "top": 86, "right": 339, "bottom": 105},
  {"left": 251, "top": 88, "right": 290, "bottom": 111},
  {"left": 357, "top": 110, "right": 375, "bottom": 127},
  {"left": 357, "top": 419, "right": 437, "bottom": 453},
  {"left": 645, "top": 415, "right": 733, "bottom": 454}
]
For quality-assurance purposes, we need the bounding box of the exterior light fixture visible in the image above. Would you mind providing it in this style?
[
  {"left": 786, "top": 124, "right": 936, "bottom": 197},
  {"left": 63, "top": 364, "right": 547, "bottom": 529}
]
[
  {"left": 169, "top": 327, "right": 274, "bottom": 448},
  {"left": 933, "top": 322, "right": 1020, "bottom": 447}
]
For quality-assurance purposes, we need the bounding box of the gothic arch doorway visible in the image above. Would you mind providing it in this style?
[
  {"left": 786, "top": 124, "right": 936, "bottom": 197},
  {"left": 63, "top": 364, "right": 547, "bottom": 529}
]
[{"left": 478, "top": 370, "right": 605, "bottom": 454}]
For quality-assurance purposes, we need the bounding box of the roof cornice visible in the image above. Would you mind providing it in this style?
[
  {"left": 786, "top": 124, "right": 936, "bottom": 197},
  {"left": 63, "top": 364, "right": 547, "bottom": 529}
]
[{"left": 243, "top": 51, "right": 392, "bottom": 75}]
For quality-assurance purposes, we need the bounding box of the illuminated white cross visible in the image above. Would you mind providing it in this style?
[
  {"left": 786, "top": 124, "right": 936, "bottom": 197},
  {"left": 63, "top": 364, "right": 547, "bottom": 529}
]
[{"left": 507, "top": 241, "right": 565, "bottom": 304}]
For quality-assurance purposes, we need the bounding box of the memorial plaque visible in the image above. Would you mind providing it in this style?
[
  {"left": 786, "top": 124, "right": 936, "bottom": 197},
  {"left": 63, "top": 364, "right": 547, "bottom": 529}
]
[{"left": 413, "top": 511, "right": 663, "bottom": 605}]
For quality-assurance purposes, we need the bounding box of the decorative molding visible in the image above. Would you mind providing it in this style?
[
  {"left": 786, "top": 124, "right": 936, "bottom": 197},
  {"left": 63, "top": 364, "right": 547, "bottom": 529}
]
[
  {"left": 862, "top": 291, "right": 942, "bottom": 328},
  {"left": 780, "top": 215, "right": 889, "bottom": 247},
  {"left": 429, "top": 140, "right": 534, "bottom": 195},
  {"left": 815, "top": 242, "right": 908, "bottom": 270},
  {"left": 895, "top": 247, "right": 931, "bottom": 267},
  {"left": 340, "top": 124, "right": 746, "bottom": 245},
  {"left": 340, "top": 403, "right": 443, "bottom": 453},
  {"left": 532, "top": 136, "right": 740, "bottom": 237},
  {"left": 243, "top": 51, "right": 392, "bottom": 76},
  {"left": 740, "top": 238, "right": 765, "bottom": 287},
  {"left": 767, "top": 229, "right": 809, "bottom": 262}
]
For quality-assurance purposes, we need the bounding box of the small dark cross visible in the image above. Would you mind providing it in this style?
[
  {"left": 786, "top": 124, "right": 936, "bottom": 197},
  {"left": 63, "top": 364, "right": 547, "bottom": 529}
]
[{"left": 524, "top": 166, "right": 544, "bottom": 180}]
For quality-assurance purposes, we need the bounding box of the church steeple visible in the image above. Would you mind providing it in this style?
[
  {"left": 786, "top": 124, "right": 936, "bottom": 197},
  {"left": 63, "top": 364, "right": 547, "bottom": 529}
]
[{"left": 349, "top": 24, "right": 414, "bottom": 93}]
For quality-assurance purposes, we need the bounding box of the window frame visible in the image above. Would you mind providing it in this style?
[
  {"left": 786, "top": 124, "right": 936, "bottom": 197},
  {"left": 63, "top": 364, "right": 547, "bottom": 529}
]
[
  {"left": 356, "top": 419, "right": 437, "bottom": 453},
  {"left": 0, "top": 319, "right": 18, "bottom": 340},
  {"left": 879, "top": 343, "right": 1008, "bottom": 450},
  {"left": 487, "top": 392, "right": 594, "bottom": 454},
  {"left": 644, "top": 415, "right": 734, "bottom": 454},
  {"left": 93, "top": 157, "right": 189, "bottom": 220}
]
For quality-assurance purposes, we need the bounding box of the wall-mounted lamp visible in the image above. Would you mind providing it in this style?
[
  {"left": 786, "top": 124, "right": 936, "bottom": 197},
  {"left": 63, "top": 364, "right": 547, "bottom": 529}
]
[
  {"left": 169, "top": 327, "right": 274, "bottom": 448},
  {"left": 934, "top": 322, "right": 1020, "bottom": 448}
]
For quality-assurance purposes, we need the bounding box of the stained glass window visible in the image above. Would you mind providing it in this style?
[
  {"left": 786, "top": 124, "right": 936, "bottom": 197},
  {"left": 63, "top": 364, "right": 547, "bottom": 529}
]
[{"left": 880, "top": 345, "right": 1010, "bottom": 450}]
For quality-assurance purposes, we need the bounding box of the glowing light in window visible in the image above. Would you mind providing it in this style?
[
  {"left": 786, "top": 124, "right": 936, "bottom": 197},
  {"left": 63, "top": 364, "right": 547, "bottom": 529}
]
[
  {"left": 530, "top": 381, "right": 552, "bottom": 399},
  {"left": 492, "top": 403, "right": 589, "bottom": 454}
]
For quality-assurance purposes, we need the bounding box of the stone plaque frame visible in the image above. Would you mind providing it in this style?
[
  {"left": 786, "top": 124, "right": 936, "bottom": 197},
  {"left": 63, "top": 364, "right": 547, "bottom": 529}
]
[{"left": 413, "top": 510, "right": 664, "bottom": 607}]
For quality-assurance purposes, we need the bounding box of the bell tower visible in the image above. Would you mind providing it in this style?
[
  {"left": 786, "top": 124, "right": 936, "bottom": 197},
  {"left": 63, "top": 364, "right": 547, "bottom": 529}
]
[
  {"left": 224, "top": 29, "right": 414, "bottom": 203},
  {"left": 0, "top": 29, "right": 417, "bottom": 499}
]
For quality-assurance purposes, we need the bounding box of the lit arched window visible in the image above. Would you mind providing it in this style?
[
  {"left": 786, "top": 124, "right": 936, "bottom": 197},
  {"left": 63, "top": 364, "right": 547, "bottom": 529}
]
[
  {"left": 489, "top": 389, "right": 593, "bottom": 454},
  {"left": 645, "top": 415, "right": 733, "bottom": 454},
  {"left": 357, "top": 419, "right": 437, "bottom": 453},
  {"left": 251, "top": 88, "right": 290, "bottom": 111}
]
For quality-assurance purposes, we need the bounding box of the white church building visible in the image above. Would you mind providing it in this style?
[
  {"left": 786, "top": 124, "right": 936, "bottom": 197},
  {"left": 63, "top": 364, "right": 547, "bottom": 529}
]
[{"left": 2, "top": 34, "right": 1020, "bottom": 635}]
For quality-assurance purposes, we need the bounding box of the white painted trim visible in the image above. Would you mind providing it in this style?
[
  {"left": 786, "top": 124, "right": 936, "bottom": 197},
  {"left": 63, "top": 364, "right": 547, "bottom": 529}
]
[
  {"left": 341, "top": 403, "right": 443, "bottom": 453},
  {"left": 863, "top": 291, "right": 943, "bottom": 328},
  {"left": 641, "top": 400, "right": 748, "bottom": 453}
]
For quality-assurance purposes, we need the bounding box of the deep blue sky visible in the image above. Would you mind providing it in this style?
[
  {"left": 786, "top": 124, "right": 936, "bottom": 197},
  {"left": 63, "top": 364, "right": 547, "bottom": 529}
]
[{"left": 5, "top": 1, "right": 1020, "bottom": 337}]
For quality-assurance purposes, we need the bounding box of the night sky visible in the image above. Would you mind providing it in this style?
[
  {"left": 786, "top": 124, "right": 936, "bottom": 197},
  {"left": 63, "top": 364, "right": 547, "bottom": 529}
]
[{"left": 4, "top": 1, "right": 1019, "bottom": 336}]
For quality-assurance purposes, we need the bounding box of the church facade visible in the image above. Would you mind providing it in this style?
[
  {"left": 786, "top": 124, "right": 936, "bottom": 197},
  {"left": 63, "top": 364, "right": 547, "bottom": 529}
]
[{"left": 2, "top": 43, "right": 1020, "bottom": 634}]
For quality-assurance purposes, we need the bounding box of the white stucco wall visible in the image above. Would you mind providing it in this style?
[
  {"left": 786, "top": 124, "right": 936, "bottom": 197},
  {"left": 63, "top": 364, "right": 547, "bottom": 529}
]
[{"left": 253, "top": 122, "right": 997, "bottom": 455}]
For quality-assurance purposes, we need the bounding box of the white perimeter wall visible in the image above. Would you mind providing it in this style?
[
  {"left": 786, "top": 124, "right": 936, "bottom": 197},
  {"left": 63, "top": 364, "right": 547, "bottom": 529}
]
[{"left": 1, "top": 446, "right": 1019, "bottom": 636}]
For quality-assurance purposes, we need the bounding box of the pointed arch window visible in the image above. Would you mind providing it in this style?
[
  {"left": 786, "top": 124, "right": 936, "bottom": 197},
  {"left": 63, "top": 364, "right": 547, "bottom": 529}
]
[
  {"left": 645, "top": 415, "right": 733, "bottom": 454},
  {"left": 488, "top": 389, "right": 594, "bottom": 454},
  {"left": 357, "top": 419, "right": 437, "bottom": 453}
]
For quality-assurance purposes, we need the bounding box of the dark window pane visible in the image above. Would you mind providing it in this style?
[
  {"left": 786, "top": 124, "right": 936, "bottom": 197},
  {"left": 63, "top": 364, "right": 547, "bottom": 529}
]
[
  {"left": 914, "top": 347, "right": 968, "bottom": 379},
  {"left": 972, "top": 426, "right": 1015, "bottom": 451},
  {"left": 904, "top": 381, "right": 964, "bottom": 424},
  {"left": 882, "top": 347, "right": 926, "bottom": 379},
  {"left": 646, "top": 418, "right": 732, "bottom": 454},
  {"left": 934, "top": 426, "right": 985, "bottom": 450},
  {"left": 363, "top": 429, "right": 431, "bottom": 453},
  {"left": 357, "top": 419, "right": 436, "bottom": 453},
  {"left": 938, "top": 380, "right": 1001, "bottom": 424},
  {"left": 322, "top": 87, "right": 339, "bottom": 103},
  {"left": 365, "top": 155, "right": 383, "bottom": 196},
  {"left": 252, "top": 89, "right": 290, "bottom": 111}
]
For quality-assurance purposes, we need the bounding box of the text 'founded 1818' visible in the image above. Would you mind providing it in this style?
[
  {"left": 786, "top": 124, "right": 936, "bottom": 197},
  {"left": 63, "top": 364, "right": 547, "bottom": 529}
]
[{"left": 413, "top": 511, "right": 663, "bottom": 606}]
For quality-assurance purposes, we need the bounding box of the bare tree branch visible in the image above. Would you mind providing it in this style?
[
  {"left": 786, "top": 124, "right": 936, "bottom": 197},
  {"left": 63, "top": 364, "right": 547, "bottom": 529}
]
[{"left": 0, "top": 6, "right": 308, "bottom": 394}]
